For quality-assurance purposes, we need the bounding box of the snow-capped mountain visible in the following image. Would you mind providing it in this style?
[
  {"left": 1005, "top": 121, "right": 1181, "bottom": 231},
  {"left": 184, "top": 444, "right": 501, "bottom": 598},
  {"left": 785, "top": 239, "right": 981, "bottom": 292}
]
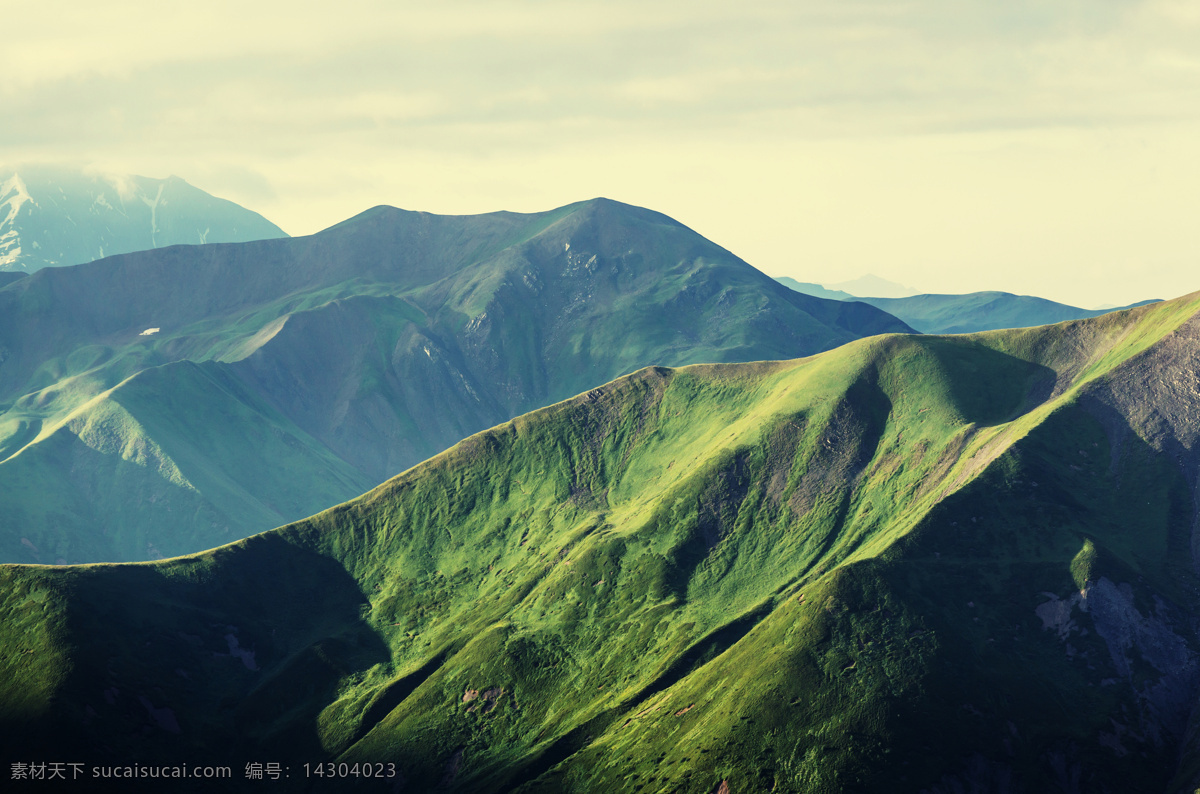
[{"left": 0, "top": 165, "right": 287, "bottom": 273}]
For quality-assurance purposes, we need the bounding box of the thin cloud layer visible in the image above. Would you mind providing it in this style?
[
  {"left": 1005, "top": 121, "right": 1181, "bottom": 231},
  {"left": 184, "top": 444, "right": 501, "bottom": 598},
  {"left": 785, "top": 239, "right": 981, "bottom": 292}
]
[{"left": 2, "top": 0, "right": 1198, "bottom": 306}]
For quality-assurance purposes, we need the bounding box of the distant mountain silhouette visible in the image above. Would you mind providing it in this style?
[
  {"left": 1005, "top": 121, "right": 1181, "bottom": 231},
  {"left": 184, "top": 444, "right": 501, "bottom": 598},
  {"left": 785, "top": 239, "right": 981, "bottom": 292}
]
[
  {"left": 0, "top": 164, "right": 286, "bottom": 273},
  {"left": 825, "top": 273, "right": 919, "bottom": 298},
  {"left": 778, "top": 277, "right": 1159, "bottom": 334}
]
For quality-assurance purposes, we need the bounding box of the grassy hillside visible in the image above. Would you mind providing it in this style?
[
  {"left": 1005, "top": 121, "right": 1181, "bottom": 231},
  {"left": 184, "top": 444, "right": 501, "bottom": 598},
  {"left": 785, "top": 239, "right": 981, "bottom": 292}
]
[
  {"left": 3, "top": 293, "right": 1199, "bottom": 791},
  {"left": 0, "top": 198, "right": 911, "bottom": 563}
]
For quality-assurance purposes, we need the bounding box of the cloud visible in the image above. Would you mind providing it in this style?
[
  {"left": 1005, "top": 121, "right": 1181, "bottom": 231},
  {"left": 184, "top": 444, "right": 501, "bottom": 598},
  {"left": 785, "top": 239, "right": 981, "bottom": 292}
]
[
  {"left": 5, "top": 0, "right": 1194, "bottom": 152},
  {"left": 6, "top": 1, "right": 1194, "bottom": 163},
  {"left": 2, "top": 1, "right": 1199, "bottom": 305}
]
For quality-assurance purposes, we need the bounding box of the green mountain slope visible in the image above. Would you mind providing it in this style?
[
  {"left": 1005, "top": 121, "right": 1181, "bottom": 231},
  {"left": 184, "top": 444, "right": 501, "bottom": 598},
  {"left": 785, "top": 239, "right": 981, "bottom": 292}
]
[
  {"left": 777, "top": 278, "right": 1159, "bottom": 333},
  {"left": 0, "top": 361, "right": 372, "bottom": 563},
  {"left": 0, "top": 198, "right": 911, "bottom": 563},
  {"left": 4, "top": 293, "right": 1200, "bottom": 792}
]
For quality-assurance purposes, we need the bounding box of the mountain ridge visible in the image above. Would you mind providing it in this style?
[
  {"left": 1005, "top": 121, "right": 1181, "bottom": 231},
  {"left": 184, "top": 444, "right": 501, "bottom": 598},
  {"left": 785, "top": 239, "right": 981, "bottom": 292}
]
[
  {"left": 851, "top": 290, "right": 1161, "bottom": 334},
  {"left": 776, "top": 276, "right": 1160, "bottom": 334},
  {"left": 0, "top": 197, "right": 912, "bottom": 563}
]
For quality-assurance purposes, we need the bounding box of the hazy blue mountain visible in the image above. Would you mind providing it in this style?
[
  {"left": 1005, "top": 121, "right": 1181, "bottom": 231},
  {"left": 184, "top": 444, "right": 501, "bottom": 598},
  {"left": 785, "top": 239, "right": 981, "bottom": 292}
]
[
  {"left": 773, "top": 276, "right": 855, "bottom": 301},
  {"left": 825, "top": 273, "right": 919, "bottom": 298},
  {"left": 776, "top": 277, "right": 1161, "bottom": 334},
  {"left": 0, "top": 164, "right": 287, "bottom": 273},
  {"left": 0, "top": 197, "right": 912, "bottom": 564},
  {"left": 850, "top": 291, "right": 1160, "bottom": 334}
]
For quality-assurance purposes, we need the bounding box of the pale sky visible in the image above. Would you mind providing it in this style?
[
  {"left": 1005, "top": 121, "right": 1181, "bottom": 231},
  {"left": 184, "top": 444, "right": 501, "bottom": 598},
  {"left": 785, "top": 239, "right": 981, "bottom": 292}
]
[{"left": 3, "top": 0, "right": 1199, "bottom": 307}]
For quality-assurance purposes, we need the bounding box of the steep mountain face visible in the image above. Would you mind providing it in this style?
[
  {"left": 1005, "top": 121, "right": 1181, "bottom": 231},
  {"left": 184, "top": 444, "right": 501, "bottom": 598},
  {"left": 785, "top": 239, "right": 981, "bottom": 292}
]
[
  {"left": 3, "top": 293, "right": 1200, "bottom": 792},
  {"left": 777, "top": 278, "right": 1159, "bottom": 334},
  {"left": 0, "top": 198, "right": 911, "bottom": 563},
  {"left": 0, "top": 164, "right": 287, "bottom": 273}
]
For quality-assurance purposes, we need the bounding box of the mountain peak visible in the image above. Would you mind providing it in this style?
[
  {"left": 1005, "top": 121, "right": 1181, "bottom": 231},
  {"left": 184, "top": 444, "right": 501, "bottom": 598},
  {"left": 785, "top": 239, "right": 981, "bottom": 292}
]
[
  {"left": 0, "top": 194, "right": 909, "bottom": 564},
  {"left": 0, "top": 165, "right": 287, "bottom": 273},
  {"left": 567, "top": 196, "right": 686, "bottom": 227}
]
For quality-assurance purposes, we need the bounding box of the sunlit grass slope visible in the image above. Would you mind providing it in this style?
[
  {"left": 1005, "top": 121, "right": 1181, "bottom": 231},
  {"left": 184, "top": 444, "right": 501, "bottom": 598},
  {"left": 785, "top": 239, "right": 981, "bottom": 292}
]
[
  {"left": 0, "top": 198, "right": 910, "bottom": 563},
  {"left": 4, "top": 294, "right": 1200, "bottom": 792}
]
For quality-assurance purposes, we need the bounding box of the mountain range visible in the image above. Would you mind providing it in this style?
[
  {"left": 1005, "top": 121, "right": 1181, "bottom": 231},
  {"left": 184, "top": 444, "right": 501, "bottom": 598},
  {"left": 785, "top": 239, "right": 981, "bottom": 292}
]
[
  {"left": 823, "top": 274, "right": 918, "bottom": 298},
  {"left": 4, "top": 290, "right": 1200, "bottom": 792},
  {"left": 777, "top": 277, "right": 1158, "bottom": 334},
  {"left": 774, "top": 277, "right": 856, "bottom": 302},
  {"left": 0, "top": 165, "right": 287, "bottom": 273},
  {"left": 841, "top": 292, "right": 1162, "bottom": 335},
  {"left": 0, "top": 198, "right": 909, "bottom": 564}
]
